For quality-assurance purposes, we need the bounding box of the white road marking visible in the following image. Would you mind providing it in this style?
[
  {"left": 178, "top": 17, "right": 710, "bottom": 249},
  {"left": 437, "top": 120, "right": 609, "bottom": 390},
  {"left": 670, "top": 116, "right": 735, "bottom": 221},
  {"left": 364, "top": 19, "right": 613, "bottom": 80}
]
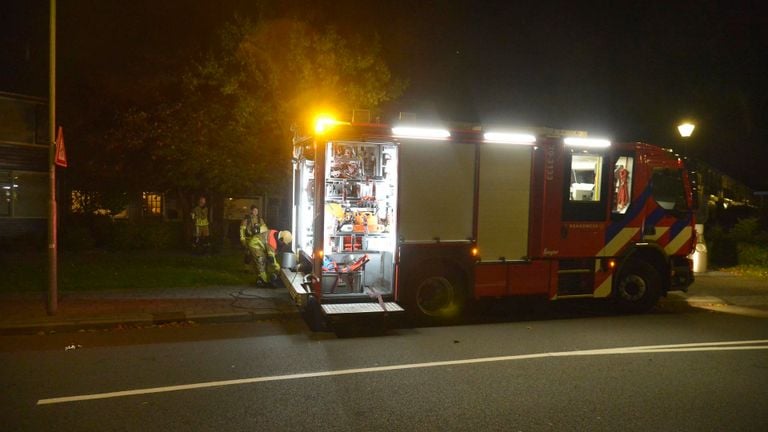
[{"left": 37, "top": 339, "right": 768, "bottom": 406}]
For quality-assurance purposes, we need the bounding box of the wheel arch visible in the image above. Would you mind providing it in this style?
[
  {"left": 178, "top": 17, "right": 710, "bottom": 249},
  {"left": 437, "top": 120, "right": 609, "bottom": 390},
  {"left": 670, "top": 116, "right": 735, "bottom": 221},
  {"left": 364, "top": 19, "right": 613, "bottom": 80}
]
[
  {"left": 397, "top": 243, "right": 474, "bottom": 298},
  {"left": 397, "top": 243, "right": 474, "bottom": 321},
  {"left": 617, "top": 244, "right": 670, "bottom": 293}
]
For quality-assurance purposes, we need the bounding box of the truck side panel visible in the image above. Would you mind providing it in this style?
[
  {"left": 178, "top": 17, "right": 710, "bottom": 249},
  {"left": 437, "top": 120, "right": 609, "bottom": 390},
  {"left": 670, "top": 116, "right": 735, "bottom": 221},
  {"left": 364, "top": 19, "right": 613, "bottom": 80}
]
[
  {"left": 508, "top": 260, "right": 551, "bottom": 295},
  {"left": 474, "top": 260, "right": 551, "bottom": 298},
  {"left": 398, "top": 139, "right": 475, "bottom": 242},
  {"left": 477, "top": 143, "right": 532, "bottom": 261}
]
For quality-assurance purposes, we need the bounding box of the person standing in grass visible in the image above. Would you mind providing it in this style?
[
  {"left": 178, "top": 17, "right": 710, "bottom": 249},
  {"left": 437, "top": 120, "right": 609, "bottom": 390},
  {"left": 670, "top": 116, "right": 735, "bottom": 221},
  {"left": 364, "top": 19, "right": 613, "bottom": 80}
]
[{"left": 191, "top": 196, "right": 211, "bottom": 252}]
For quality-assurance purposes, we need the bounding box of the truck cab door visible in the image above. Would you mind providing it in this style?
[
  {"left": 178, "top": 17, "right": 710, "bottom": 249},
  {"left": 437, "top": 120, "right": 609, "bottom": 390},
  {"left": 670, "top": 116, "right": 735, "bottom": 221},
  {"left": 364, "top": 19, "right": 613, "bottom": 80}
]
[
  {"left": 536, "top": 143, "right": 612, "bottom": 297},
  {"left": 557, "top": 147, "right": 611, "bottom": 257}
]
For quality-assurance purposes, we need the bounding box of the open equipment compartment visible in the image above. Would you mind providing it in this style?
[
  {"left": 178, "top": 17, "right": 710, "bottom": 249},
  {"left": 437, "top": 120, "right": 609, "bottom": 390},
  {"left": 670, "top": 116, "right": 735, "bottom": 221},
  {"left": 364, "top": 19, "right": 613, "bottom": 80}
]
[{"left": 321, "top": 141, "right": 398, "bottom": 297}]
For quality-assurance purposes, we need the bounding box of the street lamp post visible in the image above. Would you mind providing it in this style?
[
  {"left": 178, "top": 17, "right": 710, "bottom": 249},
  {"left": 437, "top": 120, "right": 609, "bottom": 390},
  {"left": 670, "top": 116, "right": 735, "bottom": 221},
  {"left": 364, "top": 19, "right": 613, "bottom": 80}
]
[{"left": 677, "top": 120, "right": 707, "bottom": 272}]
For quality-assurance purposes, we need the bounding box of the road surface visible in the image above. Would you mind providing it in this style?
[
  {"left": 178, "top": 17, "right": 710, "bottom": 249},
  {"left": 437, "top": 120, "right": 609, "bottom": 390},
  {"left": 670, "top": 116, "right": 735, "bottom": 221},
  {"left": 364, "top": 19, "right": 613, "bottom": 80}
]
[{"left": 1, "top": 273, "right": 767, "bottom": 431}]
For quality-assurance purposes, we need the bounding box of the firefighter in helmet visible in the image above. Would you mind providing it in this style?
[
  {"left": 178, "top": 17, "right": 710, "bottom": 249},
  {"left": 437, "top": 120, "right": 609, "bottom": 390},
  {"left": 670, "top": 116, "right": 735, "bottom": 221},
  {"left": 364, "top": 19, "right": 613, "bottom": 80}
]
[{"left": 240, "top": 205, "right": 278, "bottom": 285}]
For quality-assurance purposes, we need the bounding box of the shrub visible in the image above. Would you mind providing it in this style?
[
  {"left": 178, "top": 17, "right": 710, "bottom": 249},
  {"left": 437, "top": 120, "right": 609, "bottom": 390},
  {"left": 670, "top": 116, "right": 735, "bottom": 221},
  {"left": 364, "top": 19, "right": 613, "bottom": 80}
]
[
  {"left": 706, "top": 224, "right": 738, "bottom": 267},
  {"left": 110, "top": 221, "right": 143, "bottom": 250},
  {"left": 90, "top": 215, "right": 115, "bottom": 247},
  {"left": 61, "top": 225, "right": 95, "bottom": 251},
  {"left": 46, "top": 213, "right": 191, "bottom": 251},
  {"left": 139, "top": 220, "right": 184, "bottom": 250},
  {"left": 738, "top": 243, "right": 768, "bottom": 267},
  {"left": 731, "top": 217, "right": 760, "bottom": 244},
  {"left": 707, "top": 218, "right": 768, "bottom": 269},
  {"left": 109, "top": 220, "right": 184, "bottom": 250},
  {"left": 0, "top": 230, "right": 46, "bottom": 252}
]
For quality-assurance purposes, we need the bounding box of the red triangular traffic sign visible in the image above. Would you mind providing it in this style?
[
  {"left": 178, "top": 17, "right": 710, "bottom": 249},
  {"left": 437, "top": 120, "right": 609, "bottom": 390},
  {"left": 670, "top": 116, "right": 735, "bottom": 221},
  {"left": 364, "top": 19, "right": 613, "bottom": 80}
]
[{"left": 54, "top": 126, "right": 67, "bottom": 167}]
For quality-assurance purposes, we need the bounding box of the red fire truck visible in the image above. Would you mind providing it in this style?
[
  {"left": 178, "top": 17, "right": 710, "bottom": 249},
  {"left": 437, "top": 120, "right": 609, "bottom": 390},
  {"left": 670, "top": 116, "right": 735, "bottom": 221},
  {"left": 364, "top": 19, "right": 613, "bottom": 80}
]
[{"left": 281, "top": 117, "right": 695, "bottom": 325}]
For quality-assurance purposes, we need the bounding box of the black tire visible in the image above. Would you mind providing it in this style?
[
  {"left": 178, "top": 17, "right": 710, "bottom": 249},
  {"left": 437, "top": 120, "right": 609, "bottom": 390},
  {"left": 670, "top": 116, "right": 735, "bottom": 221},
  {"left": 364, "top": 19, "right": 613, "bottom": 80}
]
[
  {"left": 406, "top": 264, "right": 467, "bottom": 324},
  {"left": 614, "top": 260, "right": 662, "bottom": 313}
]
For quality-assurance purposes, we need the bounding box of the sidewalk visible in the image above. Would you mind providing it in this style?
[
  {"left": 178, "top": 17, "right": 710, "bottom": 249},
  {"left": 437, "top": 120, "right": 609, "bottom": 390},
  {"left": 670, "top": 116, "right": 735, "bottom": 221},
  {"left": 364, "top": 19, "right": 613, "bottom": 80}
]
[
  {"left": 0, "top": 286, "right": 300, "bottom": 335},
  {"left": 2, "top": 271, "right": 764, "bottom": 335},
  {"left": 664, "top": 271, "right": 768, "bottom": 315}
]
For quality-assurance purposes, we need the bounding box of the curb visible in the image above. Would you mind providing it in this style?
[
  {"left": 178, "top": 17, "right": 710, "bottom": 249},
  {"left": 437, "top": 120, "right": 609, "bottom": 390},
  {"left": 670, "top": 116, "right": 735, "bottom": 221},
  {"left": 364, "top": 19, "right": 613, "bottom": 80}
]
[
  {"left": 693, "top": 271, "right": 736, "bottom": 277},
  {"left": 0, "top": 309, "right": 301, "bottom": 336},
  {"left": 187, "top": 309, "right": 300, "bottom": 324}
]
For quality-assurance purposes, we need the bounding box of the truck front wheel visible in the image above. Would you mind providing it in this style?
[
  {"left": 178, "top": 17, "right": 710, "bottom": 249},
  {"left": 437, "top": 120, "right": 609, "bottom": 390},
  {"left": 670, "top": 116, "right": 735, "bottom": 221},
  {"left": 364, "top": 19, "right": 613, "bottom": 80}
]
[{"left": 614, "top": 261, "right": 661, "bottom": 313}]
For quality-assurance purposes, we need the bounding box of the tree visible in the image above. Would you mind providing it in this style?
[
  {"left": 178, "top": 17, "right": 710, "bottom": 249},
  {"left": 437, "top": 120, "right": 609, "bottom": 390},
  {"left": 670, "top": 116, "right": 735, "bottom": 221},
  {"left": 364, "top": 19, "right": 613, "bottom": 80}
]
[
  {"left": 106, "top": 16, "right": 402, "bottom": 195},
  {"left": 94, "top": 16, "right": 403, "bottom": 236},
  {"left": 231, "top": 18, "right": 404, "bottom": 132},
  {"left": 188, "top": 17, "right": 405, "bottom": 172}
]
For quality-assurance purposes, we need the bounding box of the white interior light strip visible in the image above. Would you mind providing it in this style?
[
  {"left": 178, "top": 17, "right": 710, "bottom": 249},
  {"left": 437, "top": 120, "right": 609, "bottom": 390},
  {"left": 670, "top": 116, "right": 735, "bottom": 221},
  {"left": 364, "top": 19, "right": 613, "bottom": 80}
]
[
  {"left": 564, "top": 137, "right": 611, "bottom": 148},
  {"left": 483, "top": 132, "right": 537, "bottom": 145},
  {"left": 392, "top": 126, "right": 451, "bottom": 140}
]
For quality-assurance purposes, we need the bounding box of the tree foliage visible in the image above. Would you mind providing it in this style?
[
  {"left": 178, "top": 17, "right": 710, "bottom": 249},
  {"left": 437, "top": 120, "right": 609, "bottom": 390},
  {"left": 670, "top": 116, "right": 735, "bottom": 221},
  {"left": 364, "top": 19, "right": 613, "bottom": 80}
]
[
  {"left": 97, "top": 16, "right": 403, "bottom": 210},
  {"left": 229, "top": 18, "right": 404, "bottom": 131}
]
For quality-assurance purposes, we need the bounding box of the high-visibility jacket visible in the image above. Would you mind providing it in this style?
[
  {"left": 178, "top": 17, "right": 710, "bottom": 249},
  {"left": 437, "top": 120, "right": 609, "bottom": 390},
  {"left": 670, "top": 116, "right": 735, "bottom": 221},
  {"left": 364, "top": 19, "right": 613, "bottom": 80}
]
[
  {"left": 191, "top": 205, "right": 210, "bottom": 227},
  {"left": 240, "top": 215, "right": 268, "bottom": 245}
]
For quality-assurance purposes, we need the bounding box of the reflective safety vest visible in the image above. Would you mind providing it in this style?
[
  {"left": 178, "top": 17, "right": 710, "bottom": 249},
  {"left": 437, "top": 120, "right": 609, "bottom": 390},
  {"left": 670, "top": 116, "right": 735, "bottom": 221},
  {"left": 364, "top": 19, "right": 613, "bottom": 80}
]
[
  {"left": 267, "top": 229, "right": 278, "bottom": 252},
  {"left": 191, "top": 206, "right": 209, "bottom": 227}
]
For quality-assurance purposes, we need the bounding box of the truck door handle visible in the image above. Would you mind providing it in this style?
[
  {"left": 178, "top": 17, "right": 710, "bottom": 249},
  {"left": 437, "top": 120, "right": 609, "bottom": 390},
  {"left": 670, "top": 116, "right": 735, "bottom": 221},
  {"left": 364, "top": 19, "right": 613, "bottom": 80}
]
[
  {"left": 644, "top": 224, "right": 656, "bottom": 236},
  {"left": 561, "top": 225, "right": 568, "bottom": 239}
]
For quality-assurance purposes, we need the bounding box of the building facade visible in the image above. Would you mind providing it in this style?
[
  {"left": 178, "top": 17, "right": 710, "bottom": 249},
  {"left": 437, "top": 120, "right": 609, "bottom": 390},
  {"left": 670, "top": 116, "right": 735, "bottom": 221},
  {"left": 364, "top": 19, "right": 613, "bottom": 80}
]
[{"left": 0, "top": 91, "right": 49, "bottom": 241}]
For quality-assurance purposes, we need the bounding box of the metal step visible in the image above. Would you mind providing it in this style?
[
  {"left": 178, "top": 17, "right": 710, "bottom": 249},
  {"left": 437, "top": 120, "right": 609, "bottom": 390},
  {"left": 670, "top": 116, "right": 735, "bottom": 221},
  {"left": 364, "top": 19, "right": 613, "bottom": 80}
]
[
  {"left": 280, "top": 268, "right": 310, "bottom": 307},
  {"left": 321, "top": 302, "right": 404, "bottom": 315}
]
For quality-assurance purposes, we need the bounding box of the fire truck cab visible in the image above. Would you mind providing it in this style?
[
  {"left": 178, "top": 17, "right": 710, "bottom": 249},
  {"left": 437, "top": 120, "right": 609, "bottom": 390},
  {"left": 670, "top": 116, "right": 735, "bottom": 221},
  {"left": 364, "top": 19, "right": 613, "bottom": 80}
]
[{"left": 282, "top": 119, "right": 695, "bottom": 325}]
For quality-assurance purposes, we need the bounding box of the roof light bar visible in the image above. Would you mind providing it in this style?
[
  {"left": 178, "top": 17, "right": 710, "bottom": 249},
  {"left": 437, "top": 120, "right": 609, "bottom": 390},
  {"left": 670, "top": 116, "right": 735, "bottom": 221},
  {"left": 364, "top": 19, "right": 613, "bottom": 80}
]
[
  {"left": 483, "top": 132, "right": 537, "bottom": 145},
  {"left": 392, "top": 126, "right": 451, "bottom": 140},
  {"left": 563, "top": 137, "right": 611, "bottom": 148}
]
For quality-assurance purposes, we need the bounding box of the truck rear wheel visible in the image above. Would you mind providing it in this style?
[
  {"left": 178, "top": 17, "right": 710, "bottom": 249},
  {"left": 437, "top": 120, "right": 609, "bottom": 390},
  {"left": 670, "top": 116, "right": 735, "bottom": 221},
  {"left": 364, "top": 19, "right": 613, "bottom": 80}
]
[
  {"left": 614, "top": 261, "right": 661, "bottom": 313},
  {"left": 407, "top": 265, "right": 466, "bottom": 324}
]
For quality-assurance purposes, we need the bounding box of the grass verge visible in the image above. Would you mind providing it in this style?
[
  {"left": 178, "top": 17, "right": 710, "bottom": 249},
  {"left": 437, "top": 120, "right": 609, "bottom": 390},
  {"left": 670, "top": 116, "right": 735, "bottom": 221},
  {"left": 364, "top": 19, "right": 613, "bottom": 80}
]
[
  {"left": 1, "top": 249, "right": 254, "bottom": 292},
  {"left": 720, "top": 265, "right": 768, "bottom": 278}
]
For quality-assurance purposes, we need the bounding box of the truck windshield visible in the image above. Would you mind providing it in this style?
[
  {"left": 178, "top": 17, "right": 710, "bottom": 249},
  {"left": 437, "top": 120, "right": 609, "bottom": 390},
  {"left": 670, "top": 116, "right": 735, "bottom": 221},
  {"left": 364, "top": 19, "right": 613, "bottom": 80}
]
[{"left": 651, "top": 168, "right": 688, "bottom": 212}]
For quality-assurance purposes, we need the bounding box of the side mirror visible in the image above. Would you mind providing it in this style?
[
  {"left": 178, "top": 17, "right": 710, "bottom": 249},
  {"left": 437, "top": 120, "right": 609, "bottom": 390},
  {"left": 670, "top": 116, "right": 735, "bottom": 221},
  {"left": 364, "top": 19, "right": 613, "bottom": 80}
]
[
  {"left": 688, "top": 170, "right": 708, "bottom": 223},
  {"left": 691, "top": 187, "right": 699, "bottom": 211},
  {"left": 687, "top": 169, "right": 700, "bottom": 210}
]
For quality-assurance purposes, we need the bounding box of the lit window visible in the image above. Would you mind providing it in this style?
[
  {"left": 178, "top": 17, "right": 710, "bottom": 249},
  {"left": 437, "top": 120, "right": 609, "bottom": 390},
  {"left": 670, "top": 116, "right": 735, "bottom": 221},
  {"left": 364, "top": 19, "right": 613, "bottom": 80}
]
[
  {"left": 570, "top": 153, "right": 603, "bottom": 202},
  {"left": 142, "top": 192, "right": 163, "bottom": 216},
  {"left": 71, "top": 190, "right": 87, "bottom": 214}
]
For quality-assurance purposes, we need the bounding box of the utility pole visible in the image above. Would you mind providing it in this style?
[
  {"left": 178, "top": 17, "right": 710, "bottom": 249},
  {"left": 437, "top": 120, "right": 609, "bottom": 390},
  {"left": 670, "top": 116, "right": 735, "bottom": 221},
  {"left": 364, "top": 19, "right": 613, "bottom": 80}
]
[{"left": 47, "top": 0, "right": 57, "bottom": 315}]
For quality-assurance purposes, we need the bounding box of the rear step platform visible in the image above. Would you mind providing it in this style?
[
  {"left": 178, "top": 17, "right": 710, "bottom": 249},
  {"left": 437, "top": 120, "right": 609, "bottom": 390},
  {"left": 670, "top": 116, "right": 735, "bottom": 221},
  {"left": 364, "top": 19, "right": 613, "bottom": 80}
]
[{"left": 322, "top": 302, "right": 404, "bottom": 316}]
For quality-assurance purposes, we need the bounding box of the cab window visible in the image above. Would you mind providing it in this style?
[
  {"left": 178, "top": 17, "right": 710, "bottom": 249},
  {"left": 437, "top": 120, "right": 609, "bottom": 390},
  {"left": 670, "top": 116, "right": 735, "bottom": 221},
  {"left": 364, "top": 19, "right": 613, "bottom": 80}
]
[
  {"left": 651, "top": 168, "right": 688, "bottom": 212},
  {"left": 612, "top": 156, "right": 634, "bottom": 214},
  {"left": 563, "top": 151, "right": 608, "bottom": 221},
  {"left": 569, "top": 153, "right": 603, "bottom": 202}
]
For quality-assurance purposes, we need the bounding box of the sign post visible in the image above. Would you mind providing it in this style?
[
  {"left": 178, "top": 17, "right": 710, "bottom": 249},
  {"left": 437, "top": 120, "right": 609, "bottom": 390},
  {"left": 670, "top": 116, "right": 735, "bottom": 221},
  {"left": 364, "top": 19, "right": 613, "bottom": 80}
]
[{"left": 47, "top": 0, "right": 58, "bottom": 315}]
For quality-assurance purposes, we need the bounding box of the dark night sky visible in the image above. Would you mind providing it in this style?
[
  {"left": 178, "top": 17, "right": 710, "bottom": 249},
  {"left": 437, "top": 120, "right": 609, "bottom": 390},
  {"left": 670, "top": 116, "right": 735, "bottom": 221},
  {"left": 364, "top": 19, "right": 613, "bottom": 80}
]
[{"left": 2, "top": 0, "right": 767, "bottom": 189}]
